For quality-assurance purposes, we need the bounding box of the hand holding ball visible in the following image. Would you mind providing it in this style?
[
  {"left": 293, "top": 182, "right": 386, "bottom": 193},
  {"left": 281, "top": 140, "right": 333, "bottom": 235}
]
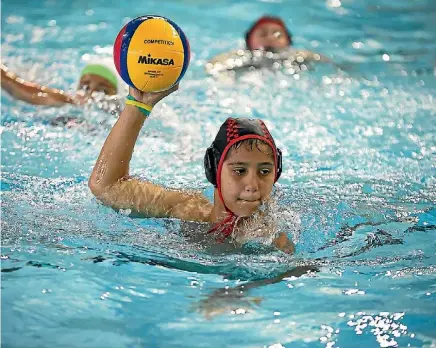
[{"left": 114, "top": 16, "right": 190, "bottom": 92}]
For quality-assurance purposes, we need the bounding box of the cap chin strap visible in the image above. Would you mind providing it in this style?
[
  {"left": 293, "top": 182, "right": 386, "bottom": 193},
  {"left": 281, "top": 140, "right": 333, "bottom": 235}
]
[
  {"left": 208, "top": 187, "right": 238, "bottom": 243},
  {"left": 208, "top": 212, "right": 238, "bottom": 242}
]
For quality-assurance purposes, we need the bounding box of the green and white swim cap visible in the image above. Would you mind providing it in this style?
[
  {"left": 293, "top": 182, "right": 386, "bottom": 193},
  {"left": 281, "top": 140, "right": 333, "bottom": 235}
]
[{"left": 80, "top": 64, "right": 118, "bottom": 90}]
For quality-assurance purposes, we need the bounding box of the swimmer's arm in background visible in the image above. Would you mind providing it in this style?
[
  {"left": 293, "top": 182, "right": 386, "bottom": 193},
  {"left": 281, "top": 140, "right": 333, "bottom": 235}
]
[
  {"left": 293, "top": 49, "right": 352, "bottom": 71},
  {"left": 89, "top": 85, "right": 213, "bottom": 223},
  {"left": 205, "top": 50, "right": 243, "bottom": 73},
  {"left": 208, "top": 49, "right": 331, "bottom": 64},
  {"left": 207, "top": 50, "right": 241, "bottom": 65},
  {"left": 294, "top": 49, "right": 331, "bottom": 63},
  {"left": 1, "top": 64, "right": 74, "bottom": 106},
  {"left": 273, "top": 232, "right": 295, "bottom": 254}
]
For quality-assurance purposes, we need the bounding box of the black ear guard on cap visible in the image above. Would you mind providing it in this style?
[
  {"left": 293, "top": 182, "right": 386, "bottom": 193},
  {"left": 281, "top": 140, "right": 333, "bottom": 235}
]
[
  {"left": 204, "top": 145, "right": 220, "bottom": 187},
  {"left": 276, "top": 147, "right": 283, "bottom": 181},
  {"left": 204, "top": 144, "right": 283, "bottom": 187}
]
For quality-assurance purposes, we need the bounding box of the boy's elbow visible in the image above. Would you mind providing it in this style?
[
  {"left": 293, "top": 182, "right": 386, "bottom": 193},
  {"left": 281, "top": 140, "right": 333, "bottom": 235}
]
[
  {"left": 88, "top": 176, "right": 104, "bottom": 199},
  {"left": 88, "top": 175, "right": 124, "bottom": 207}
]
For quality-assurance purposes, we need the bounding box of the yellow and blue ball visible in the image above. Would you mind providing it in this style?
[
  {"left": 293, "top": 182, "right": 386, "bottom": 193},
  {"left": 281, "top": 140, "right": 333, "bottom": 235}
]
[{"left": 114, "top": 15, "right": 190, "bottom": 92}]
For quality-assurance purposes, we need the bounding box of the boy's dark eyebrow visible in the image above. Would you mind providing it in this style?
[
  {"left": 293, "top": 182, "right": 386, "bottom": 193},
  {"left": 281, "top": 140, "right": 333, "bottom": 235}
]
[
  {"left": 228, "top": 161, "right": 248, "bottom": 166},
  {"left": 228, "top": 161, "right": 274, "bottom": 166}
]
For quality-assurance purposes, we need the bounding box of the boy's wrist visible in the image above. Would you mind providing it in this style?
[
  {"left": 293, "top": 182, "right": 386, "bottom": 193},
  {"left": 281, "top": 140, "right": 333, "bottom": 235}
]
[
  {"left": 125, "top": 95, "right": 153, "bottom": 117},
  {"left": 124, "top": 103, "right": 149, "bottom": 116},
  {"left": 128, "top": 89, "right": 159, "bottom": 107}
]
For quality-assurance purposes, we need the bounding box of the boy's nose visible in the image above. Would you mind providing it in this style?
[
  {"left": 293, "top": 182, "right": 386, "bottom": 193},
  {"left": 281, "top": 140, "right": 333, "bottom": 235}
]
[
  {"left": 88, "top": 85, "right": 98, "bottom": 94},
  {"left": 244, "top": 171, "right": 260, "bottom": 192}
]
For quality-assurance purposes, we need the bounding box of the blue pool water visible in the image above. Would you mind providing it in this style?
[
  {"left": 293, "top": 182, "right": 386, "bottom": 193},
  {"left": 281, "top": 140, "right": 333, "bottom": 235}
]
[{"left": 1, "top": 0, "right": 435, "bottom": 347}]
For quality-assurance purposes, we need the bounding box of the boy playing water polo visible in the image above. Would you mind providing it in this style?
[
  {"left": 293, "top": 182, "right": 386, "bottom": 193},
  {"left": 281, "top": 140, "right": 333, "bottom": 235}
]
[{"left": 89, "top": 85, "right": 295, "bottom": 254}]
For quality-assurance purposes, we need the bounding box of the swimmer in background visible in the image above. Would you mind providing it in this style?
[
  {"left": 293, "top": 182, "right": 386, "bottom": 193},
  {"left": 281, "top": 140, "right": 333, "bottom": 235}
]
[
  {"left": 1, "top": 59, "right": 124, "bottom": 125},
  {"left": 89, "top": 85, "right": 295, "bottom": 255},
  {"left": 206, "top": 15, "right": 330, "bottom": 75},
  {"left": 1, "top": 62, "right": 118, "bottom": 106}
]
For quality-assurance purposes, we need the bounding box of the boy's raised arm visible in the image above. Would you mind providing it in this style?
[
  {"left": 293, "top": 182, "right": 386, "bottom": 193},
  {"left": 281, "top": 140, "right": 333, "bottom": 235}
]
[{"left": 88, "top": 85, "right": 212, "bottom": 222}]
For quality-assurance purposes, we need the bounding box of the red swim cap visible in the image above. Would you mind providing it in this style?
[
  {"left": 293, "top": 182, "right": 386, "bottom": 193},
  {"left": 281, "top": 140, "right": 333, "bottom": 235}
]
[{"left": 245, "top": 16, "right": 293, "bottom": 50}]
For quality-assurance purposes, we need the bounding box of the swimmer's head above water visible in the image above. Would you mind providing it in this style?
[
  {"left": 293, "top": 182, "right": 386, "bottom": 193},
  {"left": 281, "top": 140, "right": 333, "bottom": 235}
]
[
  {"left": 206, "top": 15, "right": 326, "bottom": 75},
  {"left": 205, "top": 117, "right": 282, "bottom": 218},
  {"left": 245, "top": 16, "right": 292, "bottom": 51},
  {"left": 77, "top": 63, "right": 118, "bottom": 97}
]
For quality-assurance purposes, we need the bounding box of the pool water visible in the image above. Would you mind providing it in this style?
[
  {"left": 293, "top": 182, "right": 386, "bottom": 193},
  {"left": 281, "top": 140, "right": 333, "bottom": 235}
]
[{"left": 1, "top": 0, "right": 435, "bottom": 347}]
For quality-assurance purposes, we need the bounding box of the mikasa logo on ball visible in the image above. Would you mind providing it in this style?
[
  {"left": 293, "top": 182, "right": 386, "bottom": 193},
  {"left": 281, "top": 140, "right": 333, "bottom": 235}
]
[{"left": 137, "top": 54, "right": 175, "bottom": 66}]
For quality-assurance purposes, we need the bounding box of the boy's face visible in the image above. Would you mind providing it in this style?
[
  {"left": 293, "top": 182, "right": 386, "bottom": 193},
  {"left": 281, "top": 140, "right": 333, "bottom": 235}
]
[
  {"left": 220, "top": 141, "right": 275, "bottom": 217},
  {"left": 77, "top": 74, "right": 117, "bottom": 97},
  {"left": 248, "top": 23, "right": 290, "bottom": 51}
]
